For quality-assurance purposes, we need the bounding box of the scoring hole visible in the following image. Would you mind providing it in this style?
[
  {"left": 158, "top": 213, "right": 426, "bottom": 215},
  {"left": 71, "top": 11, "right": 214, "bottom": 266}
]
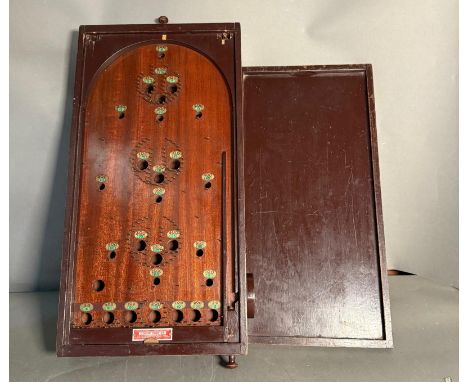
[
  {"left": 170, "top": 159, "right": 181, "bottom": 170},
  {"left": 204, "top": 182, "right": 212, "bottom": 189},
  {"left": 138, "top": 160, "right": 149, "bottom": 170},
  {"left": 158, "top": 52, "right": 165, "bottom": 59},
  {"left": 156, "top": 115, "right": 164, "bottom": 122},
  {"left": 157, "top": 95, "right": 167, "bottom": 104},
  {"left": 155, "top": 196, "right": 163, "bottom": 203},
  {"left": 153, "top": 277, "right": 160, "bottom": 286},
  {"left": 196, "top": 249, "right": 204, "bottom": 257},
  {"left": 125, "top": 310, "right": 137, "bottom": 323},
  {"left": 92, "top": 279, "right": 105, "bottom": 292},
  {"left": 103, "top": 312, "right": 114, "bottom": 324},
  {"left": 118, "top": 112, "right": 125, "bottom": 119},
  {"left": 151, "top": 253, "right": 163, "bottom": 265},
  {"left": 172, "top": 309, "right": 184, "bottom": 323},
  {"left": 205, "top": 279, "right": 214, "bottom": 287},
  {"left": 195, "top": 112, "right": 202, "bottom": 119},
  {"left": 146, "top": 84, "right": 154, "bottom": 95},
  {"left": 81, "top": 312, "right": 92, "bottom": 325},
  {"left": 137, "top": 240, "right": 147, "bottom": 251},
  {"left": 99, "top": 183, "right": 105, "bottom": 191},
  {"left": 207, "top": 309, "right": 219, "bottom": 322},
  {"left": 189, "top": 309, "right": 201, "bottom": 322},
  {"left": 155, "top": 174, "right": 165, "bottom": 183},
  {"left": 108, "top": 251, "right": 116, "bottom": 260},
  {"left": 169, "top": 85, "right": 178, "bottom": 93},
  {"left": 168, "top": 240, "right": 179, "bottom": 251},
  {"left": 149, "top": 310, "right": 161, "bottom": 323}
]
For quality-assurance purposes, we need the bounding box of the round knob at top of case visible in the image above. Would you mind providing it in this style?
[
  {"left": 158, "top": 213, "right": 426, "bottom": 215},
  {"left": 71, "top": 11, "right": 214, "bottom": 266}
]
[{"left": 158, "top": 16, "right": 169, "bottom": 24}]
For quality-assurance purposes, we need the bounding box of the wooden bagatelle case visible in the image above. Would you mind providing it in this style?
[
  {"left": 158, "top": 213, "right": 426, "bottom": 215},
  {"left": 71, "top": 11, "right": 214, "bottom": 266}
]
[
  {"left": 56, "top": 22, "right": 247, "bottom": 358},
  {"left": 57, "top": 20, "right": 392, "bottom": 362}
]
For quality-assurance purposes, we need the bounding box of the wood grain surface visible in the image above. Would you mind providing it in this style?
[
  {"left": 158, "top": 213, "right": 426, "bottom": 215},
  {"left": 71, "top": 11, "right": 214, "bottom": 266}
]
[
  {"left": 243, "top": 65, "right": 392, "bottom": 347},
  {"left": 72, "top": 43, "right": 231, "bottom": 329},
  {"left": 56, "top": 23, "right": 246, "bottom": 357}
]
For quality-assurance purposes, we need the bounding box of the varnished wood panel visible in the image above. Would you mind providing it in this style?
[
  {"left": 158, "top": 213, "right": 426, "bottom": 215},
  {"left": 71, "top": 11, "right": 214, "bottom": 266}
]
[
  {"left": 243, "top": 65, "right": 392, "bottom": 347},
  {"left": 57, "top": 23, "right": 246, "bottom": 357},
  {"left": 73, "top": 43, "right": 230, "bottom": 331}
]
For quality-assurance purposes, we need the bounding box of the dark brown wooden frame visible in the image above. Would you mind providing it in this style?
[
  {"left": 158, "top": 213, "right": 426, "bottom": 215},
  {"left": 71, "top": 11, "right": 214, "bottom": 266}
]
[
  {"left": 242, "top": 65, "right": 393, "bottom": 348},
  {"left": 56, "top": 23, "right": 247, "bottom": 357}
]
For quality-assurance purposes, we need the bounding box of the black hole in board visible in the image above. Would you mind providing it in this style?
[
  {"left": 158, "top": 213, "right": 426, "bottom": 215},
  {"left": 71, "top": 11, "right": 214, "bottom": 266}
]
[
  {"left": 206, "top": 279, "right": 214, "bottom": 287},
  {"left": 108, "top": 251, "right": 116, "bottom": 260},
  {"left": 173, "top": 310, "right": 184, "bottom": 323},
  {"left": 92, "top": 280, "right": 105, "bottom": 292},
  {"left": 81, "top": 312, "right": 92, "bottom": 325},
  {"left": 158, "top": 52, "right": 165, "bottom": 59},
  {"left": 149, "top": 310, "right": 161, "bottom": 323},
  {"left": 155, "top": 174, "right": 165, "bottom": 183},
  {"left": 155, "top": 196, "right": 163, "bottom": 203},
  {"left": 146, "top": 84, "right": 154, "bottom": 94},
  {"left": 137, "top": 240, "right": 147, "bottom": 251},
  {"left": 158, "top": 95, "right": 166, "bottom": 104},
  {"left": 190, "top": 309, "right": 201, "bottom": 322},
  {"left": 99, "top": 183, "right": 105, "bottom": 191},
  {"left": 138, "top": 160, "right": 149, "bottom": 170},
  {"left": 103, "top": 312, "right": 114, "bottom": 324},
  {"left": 169, "top": 85, "right": 177, "bottom": 94},
  {"left": 204, "top": 182, "right": 212, "bottom": 189},
  {"left": 151, "top": 254, "right": 163, "bottom": 265},
  {"left": 195, "top": 112, "right": 202, "bottom": 119},
  {"left": 156, "top": 115, "right": 164, "bottom": 122},
  {"left": 170, "top": 159, "right": 181, "bottom": 170},
  {"left": 208, "top": 309, "right": 218, "bottom": 322},
  {"left": 196, "top": 249, "right": 204, "bottom": 257},
  {"left": 118, "top": 112, "right": 125, "bottom": 119},
  {"left": 125, "top": 310, "right": 137, "bottom": 323},
  {"left": 153, "top": 277, "right": 160, "bottom": 286},
  {"left": 168, "top": 240, "right": 179, "bottom": 251}
]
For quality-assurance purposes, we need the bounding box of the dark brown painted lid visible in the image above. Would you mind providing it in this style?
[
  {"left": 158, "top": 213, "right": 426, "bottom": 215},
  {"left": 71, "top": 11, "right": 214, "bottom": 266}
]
[{"left": 242, "top": 65, "right": 392, "bottom": 347}]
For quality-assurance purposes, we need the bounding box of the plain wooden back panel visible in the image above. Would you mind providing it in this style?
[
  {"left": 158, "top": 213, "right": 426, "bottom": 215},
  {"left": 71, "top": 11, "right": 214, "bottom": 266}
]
[{"left": 243, "top": 66, "right": 392, "bottom": 347}]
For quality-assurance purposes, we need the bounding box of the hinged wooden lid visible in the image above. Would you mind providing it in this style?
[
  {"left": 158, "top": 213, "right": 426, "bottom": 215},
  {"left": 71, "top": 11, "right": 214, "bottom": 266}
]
[{"left": 242, "top": 65, "right": 392, "bottom": 347}]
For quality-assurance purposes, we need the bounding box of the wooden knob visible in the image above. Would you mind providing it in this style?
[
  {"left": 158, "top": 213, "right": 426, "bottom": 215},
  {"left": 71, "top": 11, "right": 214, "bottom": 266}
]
[{"left": 158, "top": 16, "right": 169, "bottom": 24}]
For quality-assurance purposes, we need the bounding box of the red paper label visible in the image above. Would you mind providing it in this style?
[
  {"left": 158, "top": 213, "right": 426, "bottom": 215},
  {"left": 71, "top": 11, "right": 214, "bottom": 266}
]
[{"left": 132, "top": 328, "right": 173, "bottom": 341}]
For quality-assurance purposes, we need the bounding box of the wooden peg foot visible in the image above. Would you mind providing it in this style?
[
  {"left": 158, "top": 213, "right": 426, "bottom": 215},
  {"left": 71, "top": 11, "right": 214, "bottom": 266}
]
[{"left": 225, "top": 355, "right": 238, "bottom": 369}]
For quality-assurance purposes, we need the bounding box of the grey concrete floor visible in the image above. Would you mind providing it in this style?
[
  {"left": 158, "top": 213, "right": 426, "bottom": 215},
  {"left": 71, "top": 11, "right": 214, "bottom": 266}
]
[{"left": 10, "top": 276, "right": 458, "bottom": 382}]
